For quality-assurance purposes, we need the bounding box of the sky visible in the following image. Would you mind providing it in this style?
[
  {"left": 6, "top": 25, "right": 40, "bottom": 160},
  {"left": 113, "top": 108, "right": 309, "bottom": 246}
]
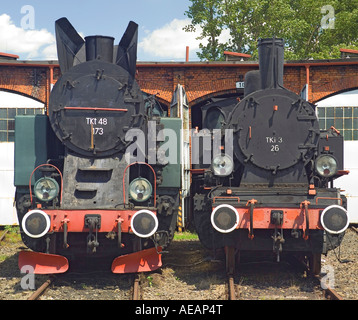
[{"left": 0, "top": 0, "right": 221, "bottom": 62}]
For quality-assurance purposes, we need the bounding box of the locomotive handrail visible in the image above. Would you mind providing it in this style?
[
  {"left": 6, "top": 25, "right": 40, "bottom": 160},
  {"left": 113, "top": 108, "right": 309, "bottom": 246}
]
[
  {"left": 246, "top": 199, "right": 258, "bottom": 240},
  {"left": 329, "top": 126, "right": 341, "bottom": 135},
  {"left": 64, "top": 106, "right": 128, "bottom": 112},
  {"left": 122, "top": 162, "right": 157, "bottom": 207},
  {"left": 213, "top": 196, "right": 240, "bottom": 204},
  {"left": 28, "top": 164, "right": 64, "bottom": 206},
  {"left": 300, "top": 200, "right": 310, "bottom": 240},
  {"left": 315, "top": 197, "right": 343, "bottom": 205}
]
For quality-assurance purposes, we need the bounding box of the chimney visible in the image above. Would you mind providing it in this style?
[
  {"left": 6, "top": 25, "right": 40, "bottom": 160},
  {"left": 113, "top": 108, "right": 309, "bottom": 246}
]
[
  {"left": 85, "top": 36, "right": 115, "bottom": 63},
  {"left": 258, "top": 38, "right": 284, "bottom": 89}
]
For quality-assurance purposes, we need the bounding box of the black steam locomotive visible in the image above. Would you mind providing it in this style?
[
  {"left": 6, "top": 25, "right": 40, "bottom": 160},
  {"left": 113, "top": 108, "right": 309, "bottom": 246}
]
[
  {"left": 14, "top": 18, "right": 180, "bottom": 274},
  {"left": 193, "top": 38, "right": 349, "bottom": 274}
]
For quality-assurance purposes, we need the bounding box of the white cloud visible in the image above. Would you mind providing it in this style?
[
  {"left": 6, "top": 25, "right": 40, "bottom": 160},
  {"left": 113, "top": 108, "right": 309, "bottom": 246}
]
[
  {"left": 0, "top": 14, "right": 57, "bottom": 60},
  {"left": 139, "top": 18, "right": 198, "bottom": 60},
  {"left": 139, "top": 18, "right": 231, "bottom": 61}
]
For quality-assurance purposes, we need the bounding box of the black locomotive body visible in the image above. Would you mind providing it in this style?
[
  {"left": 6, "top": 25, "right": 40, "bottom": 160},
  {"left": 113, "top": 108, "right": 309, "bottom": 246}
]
[
  {"left": 14, "top": 18, "right": 179, "bottom": 274},
  {"left": 193, "top": 38, "right": 349, "bottom": 274}
]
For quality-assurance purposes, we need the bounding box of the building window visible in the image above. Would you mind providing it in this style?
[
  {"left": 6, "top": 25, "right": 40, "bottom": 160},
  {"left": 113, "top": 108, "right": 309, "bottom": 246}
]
[
  {"left": 317, "top": 106, "right": 358, "bottom": 141},
  {"left": 0, "top": 108, "right": 44, "bottom": 142}
]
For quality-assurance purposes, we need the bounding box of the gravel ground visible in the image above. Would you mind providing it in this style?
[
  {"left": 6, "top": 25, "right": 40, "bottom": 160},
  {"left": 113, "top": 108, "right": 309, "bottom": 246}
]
[
  {"left": 0, "top": 228, "right": 357, "bottom": 300},
  {"left": 151, "top": 240, "right": 323, "bottom": 300},
  {"left": 321, "top": 228, "right": 358, "bottom": 299},
  {"left": 142, "top": 240, "right": 227, "bottom": 300}
]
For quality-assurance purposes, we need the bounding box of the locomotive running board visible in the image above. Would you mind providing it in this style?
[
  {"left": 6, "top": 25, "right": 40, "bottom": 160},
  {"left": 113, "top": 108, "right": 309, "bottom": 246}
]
[
  {"left": 18, "top": 251, "right": 69, "bottom": 274},
  {"left": 111, "top": 247, "right": 162, "bottom": 274}
]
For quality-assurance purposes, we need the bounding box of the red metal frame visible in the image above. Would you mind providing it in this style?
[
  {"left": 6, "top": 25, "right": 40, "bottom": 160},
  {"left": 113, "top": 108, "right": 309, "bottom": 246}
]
[
  {"left": 41, "top": 209, "right": 156, "bottom": 233},
  {"left": 212, "top": 205, "right": 324, "bottom": 231}
]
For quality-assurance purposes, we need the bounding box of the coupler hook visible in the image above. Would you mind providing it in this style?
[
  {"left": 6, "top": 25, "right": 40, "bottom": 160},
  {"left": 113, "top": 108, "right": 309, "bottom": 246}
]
[
  {"left": 246, "top": 199, "right": 257, "bottom": 239},
  {"left": 271, "top": 210, "right": 285, "bottom": 262},
  {"left": 85, "top": 215, "right": 101, "bottom": 253}
]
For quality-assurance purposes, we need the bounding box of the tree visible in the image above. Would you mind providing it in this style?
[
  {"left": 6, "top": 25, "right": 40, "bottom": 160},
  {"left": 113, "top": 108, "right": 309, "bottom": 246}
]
[
  {"left": 183, "top": 0, "right": 224, "bottom": 61},
  {"left": 184, "top": 0, "right": 358, "bottom": 61}
]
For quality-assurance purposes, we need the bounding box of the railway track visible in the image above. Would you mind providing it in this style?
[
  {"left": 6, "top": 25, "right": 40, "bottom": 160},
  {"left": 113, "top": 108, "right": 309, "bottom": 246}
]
[
  {"left": 26, "top": 273, "right": 142, "bottom": 300},
  {"left": 0, "top": 229, "right": 9, "bottom": 244},
  {"left": 227, "top": 275, "right": 238, "bottom": 300},
  {"left": 322, "top": 286, "right": 343, "bottom": 300},
  {"left": 27, "top": 277, "right": 54, "bottom": 300},
  {"left": 227, "top": 270, "right": 343, "bottom": 301},
  {"left": 314, "top": 275, "right": 343, "bottom": 300},
  {"left": 132, "top": 274, "right": 141, "bottom": 300},
  {"left": 227, "top": 260, "right": 344, "bottom": 300},
  {"left": 24, "top": 265, "right": 344, "bottom": 301},
  {"left": 351, "top": 225, "right": 358, "bottom": 235}
]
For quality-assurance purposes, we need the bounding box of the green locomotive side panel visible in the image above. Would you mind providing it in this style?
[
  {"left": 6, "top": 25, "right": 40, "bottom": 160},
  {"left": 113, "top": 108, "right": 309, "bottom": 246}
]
[
  {"left": 158, "top": 118, "right": 181, "bottom": 188},
  {"left": 14, "top": 115, "right": 48, "bottom": 187}
]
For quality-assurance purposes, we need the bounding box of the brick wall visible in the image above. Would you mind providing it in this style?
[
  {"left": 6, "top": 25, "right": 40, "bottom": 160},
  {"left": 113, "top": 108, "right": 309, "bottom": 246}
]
[
  {"left": 283, "top": 66, "right": 305, "bottom": 95},
  {"left": 1, "top": 60, "right": 358, "bottom": 108},
  {"left": 310, "top": 64, "right": 358, "bottom": 102},
  {"left": 0, "top": 66, "right": 49, "bottom": 103},
  {"left": 137, "top": 61, "right": 358, "bottom": 107}
]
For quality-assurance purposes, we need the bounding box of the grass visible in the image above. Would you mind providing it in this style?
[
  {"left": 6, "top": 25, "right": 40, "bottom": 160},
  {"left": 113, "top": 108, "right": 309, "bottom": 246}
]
[
  {"left": 0, "top": 226, "right": 21, "bottom": 243},
  {"left": 173, "top": 230, "right": 199, "bottom": 241}
]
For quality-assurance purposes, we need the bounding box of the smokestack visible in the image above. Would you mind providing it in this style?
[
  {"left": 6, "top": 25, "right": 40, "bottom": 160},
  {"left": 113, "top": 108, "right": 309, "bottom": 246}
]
[
  {"left": 258, "top": 38, "right": 284, "bottom": 89},
  {"left": 186, "top": 46, "right": 190, "bottom": 62},
  {"left": 85, "top": 36, "right": 115, "bottom": 63},
  {"left": 244, "top": 70, "right": 261, "bottom": 97}
]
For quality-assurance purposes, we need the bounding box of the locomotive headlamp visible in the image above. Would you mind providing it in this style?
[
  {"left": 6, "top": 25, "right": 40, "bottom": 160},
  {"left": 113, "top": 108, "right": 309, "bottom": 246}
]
[
  {"left": 212, "top": 154, "right": 234, "bottom": 177},
  {"left": 22, "top": 209, "right": 51, "bottom": 238},
  {"left": 211, "top": 204, "right": 240, "bottom": 233},
  {"left": 320, "top": 205, "right": 349, "bottom": 234},
  {"left": 34, "top": 177, "right": 60, "bottom": 202},
  {"left": 315, "top": 155, "right": 338, "bottom": 178},
  {"left": 130, "top": 210, "right": 158, "bottom": 238},
  {"left": 129, "top": 178, "right": 153, "bottom": 202}
]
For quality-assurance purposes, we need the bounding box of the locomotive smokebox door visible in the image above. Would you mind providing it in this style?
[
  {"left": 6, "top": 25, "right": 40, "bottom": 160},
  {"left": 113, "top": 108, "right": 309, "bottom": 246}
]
[
  {"left": 235, "top": 89, "right": 320, "bottom": 173},
  {"left": 49, "top": 60, "right": 145, "bottom": 158}
]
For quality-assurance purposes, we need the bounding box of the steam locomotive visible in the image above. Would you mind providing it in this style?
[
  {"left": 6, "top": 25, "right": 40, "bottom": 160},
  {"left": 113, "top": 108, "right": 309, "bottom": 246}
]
[
  {"left": 192, "top": 38, "right": 349, "bottom": 274},
  {"left": 14, "top": 18, "right": 180, "bottom": 274}
]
